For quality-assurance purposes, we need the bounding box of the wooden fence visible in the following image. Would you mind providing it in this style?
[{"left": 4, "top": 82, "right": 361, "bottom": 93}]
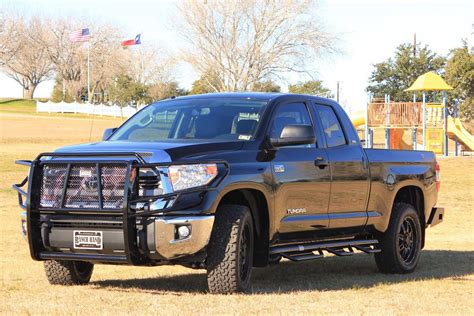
[{"left": 368, "top": 102, "right": 423, "bottom": 128}]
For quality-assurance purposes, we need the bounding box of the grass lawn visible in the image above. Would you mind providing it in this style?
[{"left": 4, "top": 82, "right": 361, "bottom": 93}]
[
  {"left": 0, "top": 98, "right": 38, "bottom": 114},
  {"left": 0, "top": 110, "right": 473, "bottom": 314},
  {"left": 0, "top": 98, "right": 127, "bottom": 121}
]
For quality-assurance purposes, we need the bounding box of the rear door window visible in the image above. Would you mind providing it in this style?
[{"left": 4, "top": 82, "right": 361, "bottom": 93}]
[{"left": 316, "top": 105, "right": 347, "bottom": 147}]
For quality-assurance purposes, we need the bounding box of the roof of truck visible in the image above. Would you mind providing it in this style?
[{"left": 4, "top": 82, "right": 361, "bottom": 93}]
[{"left": 165, "top": 92, "right": 332, "bottom": 103}]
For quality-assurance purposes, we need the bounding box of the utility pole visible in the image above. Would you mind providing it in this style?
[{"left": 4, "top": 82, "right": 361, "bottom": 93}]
[
  {"left": 413, "top": 33, "right": 417, "bottom": 57},
  {"left": 87, "top": 42, "right": 91, "bottom": 103},
  {"left": 336, "top": 81, "right": 340, "bottom": 103}
]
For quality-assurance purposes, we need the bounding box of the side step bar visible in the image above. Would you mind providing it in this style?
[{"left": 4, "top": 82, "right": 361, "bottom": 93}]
[{"left": 270, "top": 239, "right": 380, "bottom": 262}]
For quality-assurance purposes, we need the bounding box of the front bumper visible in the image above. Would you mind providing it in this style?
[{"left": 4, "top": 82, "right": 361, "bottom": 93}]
[
  {"left": 427, "top": 207, "right": 444, "bottom": 227},
  {"left": 20, "top": 214, "right": 215, "bottom": 261},
  {"left": 13, "top": 152, "right": 225, "bottom": 265}
]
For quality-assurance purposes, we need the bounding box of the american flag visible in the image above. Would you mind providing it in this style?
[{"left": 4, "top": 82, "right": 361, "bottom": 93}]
[{"left": 69, "top": 28, "right": 90, "bottom": 42}]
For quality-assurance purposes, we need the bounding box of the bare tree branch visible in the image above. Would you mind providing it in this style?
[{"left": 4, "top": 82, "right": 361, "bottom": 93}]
[
  {"left": 0, "top": 13, "right": 54, "bottom": 98},
  {"left": 176, "top": 0, "right": 335, "bottom": 91}
]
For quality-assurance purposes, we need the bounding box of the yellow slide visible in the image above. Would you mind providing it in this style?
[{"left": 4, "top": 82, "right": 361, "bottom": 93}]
[
  {"left": 350, "top": 112, "right": 412, "bottom": 150},
  {"left": 350, "top": 111, "right": 366, "bottom": 128},
  {"left": 447, "top": 116, "right": 474, "bottom": 151}
]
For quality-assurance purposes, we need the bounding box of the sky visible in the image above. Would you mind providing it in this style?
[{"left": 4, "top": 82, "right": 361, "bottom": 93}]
[{"left": 1, "top": 0, "right": 473, "bottom": 112}]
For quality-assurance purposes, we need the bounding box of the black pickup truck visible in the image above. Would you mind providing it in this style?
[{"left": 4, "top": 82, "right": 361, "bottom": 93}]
[{"left": 13, "top": 93, "right": 444, "bottom": 293}]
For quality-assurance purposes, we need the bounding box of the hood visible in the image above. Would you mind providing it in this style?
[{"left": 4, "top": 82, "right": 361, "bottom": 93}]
[{"left": 55, "top": 140, "right": 244, "bottom": 163}]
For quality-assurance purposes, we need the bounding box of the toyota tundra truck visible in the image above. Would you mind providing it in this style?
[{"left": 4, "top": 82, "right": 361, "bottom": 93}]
[{"left": 13, "top": 93, "right": 444, "bottom": 293}]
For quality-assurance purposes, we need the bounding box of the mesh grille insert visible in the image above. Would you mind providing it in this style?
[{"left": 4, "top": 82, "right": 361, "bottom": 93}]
[
  {"left": 40, "top": 164, "right": 68, "bottom": 208},
  {"left": 65, "top": 164, "right": 99, "bottom": 209},
  {"left": 101, "top": 165, "right": 127, "bottom": 209},
  {"left": 39, "top": 163, "right": 127, "bottom": 210}
]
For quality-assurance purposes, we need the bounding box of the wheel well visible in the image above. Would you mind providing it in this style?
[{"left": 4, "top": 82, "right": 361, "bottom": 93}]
[
  {"left": 217, "top": 189, "right": 270, "bottom": 267},
  {"left": 393, "top": 186, "right": 426, "bottom": 248}
]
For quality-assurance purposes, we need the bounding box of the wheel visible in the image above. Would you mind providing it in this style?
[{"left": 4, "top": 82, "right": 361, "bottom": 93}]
[
  {"left": 206, "top": 204, "right": 254, "bottom": 294},
  {"left": 44, "top": 260, "right": 94, "bottom": 285},
  {"left": 375, "top": 203, "right": 422, "bottom": 273}
]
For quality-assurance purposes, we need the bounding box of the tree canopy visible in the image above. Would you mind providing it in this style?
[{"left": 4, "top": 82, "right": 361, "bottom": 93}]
[
  {"left": 367, "top": 43, "right": 446, "bottom": 101},
  {"left": 445, "top": 40, "right": 474, "bottom": 119},
  {"left": 288, "top": 80, "right": 332, "bottom": 97}
]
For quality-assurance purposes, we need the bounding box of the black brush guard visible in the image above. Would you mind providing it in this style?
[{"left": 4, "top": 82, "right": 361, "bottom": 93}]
[{"left": 13, "top": 152, "right": 226, "bottom": 265}]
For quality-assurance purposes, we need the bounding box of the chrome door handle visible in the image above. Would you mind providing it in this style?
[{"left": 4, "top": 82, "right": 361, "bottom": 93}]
[{"left": 314, "top": 156, "right": 328, "bottom": 169}]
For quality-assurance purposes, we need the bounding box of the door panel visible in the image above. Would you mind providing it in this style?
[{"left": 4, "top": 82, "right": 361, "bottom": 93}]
[
  {"left": 326, "top": 146, "right": 370, "bottom": 229},
  {"left": 313, "top": 104, "right": 370, "bottom": 232},
  {"left": 273, "top": 148, "right": 330, "bottom": 236},
  {"left": 269, "top": 101, "right": 331, "bottom": 240}
]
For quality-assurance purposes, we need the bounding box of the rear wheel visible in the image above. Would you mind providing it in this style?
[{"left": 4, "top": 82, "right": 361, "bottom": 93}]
[
  {"left": 44, "top": 260, "right": 94, "bottom": 285},
  {"left": 375, "top": 203, "right": 422, "bottom": 273},
  {"left": 206, "top": 205, "right": 254, "bottom": 294}
]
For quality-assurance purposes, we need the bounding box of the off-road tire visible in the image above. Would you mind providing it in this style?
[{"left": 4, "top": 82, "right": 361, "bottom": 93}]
[
  {"left": 44, "top": 260, "right": 94, "bottom": 285},
  {"left": 206, "top": 205, "right": 254, "bottom": 294},
  {"left": 375, "top": 203, "right": 422, "bottom": 274}
]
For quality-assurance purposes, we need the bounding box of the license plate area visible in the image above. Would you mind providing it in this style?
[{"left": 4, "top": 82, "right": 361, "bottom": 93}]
[{"left": 73, "top": 230, "right": 103, "bottom": 250}]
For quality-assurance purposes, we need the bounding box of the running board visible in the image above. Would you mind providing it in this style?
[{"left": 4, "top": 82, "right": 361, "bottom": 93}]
[{"left": 270, "top": 239, "right": 380, "bottom": 262}]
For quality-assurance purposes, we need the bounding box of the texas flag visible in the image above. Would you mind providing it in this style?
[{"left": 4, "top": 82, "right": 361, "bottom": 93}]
[{"left": 121, "top": 34, "right": 141, "bottom": 47}]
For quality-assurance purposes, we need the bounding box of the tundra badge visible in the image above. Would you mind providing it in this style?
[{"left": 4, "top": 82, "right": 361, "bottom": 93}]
[{"left": 287, "top": 208, "right": 306, "bottom": 214}]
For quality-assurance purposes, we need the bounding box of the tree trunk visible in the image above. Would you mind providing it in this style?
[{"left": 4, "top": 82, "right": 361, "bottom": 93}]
[{"left": 23, "top": 85, "right": 35, "bottom": 99}]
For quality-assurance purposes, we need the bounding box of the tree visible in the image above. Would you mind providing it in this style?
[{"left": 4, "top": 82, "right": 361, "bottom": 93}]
[
  {"left": 126, "top": 46, "right": 174, "bottom": 85},
  {"left": 190, "top": 71, "right": 222, "bottom": 95},
  {"left": 445, "top": 40, "right": 474, "bottom": 120},
  {"left": 251, "top": 80, "right": 281, "bottom": 92},
  {"left": 149, "top": 81, "right": 188, "bottom": 101},
  {"left": 0, "top": 10, "right": 22, "bottom": 67},
  {"left": 177, "top": 0, "right": 334, "bottom": 92},
  {"left": 108, "top": 75, "right": 148, "bottom": 106},
  {"left": 0, "top": 15, "right": 54, "bottom": 98},
  {"left": 288, "top": 80, "right": 332, "bottom": 97},
  {"left": 367, "top": 43, "right": 446, "bottom": 101}
]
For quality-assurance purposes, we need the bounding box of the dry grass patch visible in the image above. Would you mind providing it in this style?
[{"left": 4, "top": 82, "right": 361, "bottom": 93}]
[{"left": 0, "top": 112, "right": 473, "bottom": 314}]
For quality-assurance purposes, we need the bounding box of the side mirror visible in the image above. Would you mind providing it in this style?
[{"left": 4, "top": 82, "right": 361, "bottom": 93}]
[
  {"left": 270, "top": 124, "right": 316, "bottom": 147},
  {"left": 102, "top": 128, "right": 117, "bottom": 140}
]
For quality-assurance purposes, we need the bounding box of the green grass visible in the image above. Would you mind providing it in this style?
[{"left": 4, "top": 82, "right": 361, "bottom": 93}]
[
  {"left": 0, "top": 98, "right": 38, "bottom": 114},
  {"left": 0, "top": 98, "right": 125, "bottom": 121}
]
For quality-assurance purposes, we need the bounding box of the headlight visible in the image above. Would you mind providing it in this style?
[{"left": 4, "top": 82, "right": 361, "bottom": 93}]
[{"left": 168, "top": 164, "right": 218, "bottom": 192}]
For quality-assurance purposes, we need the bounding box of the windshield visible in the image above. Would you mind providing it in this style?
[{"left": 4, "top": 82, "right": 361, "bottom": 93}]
[{"left": 109, "top": 98, "right": 268, "bottom": 142}]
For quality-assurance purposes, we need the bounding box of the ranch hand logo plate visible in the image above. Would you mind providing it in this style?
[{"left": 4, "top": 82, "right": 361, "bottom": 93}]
[{"left": 73, "top": 231, "right": 103, "bottom": 250}]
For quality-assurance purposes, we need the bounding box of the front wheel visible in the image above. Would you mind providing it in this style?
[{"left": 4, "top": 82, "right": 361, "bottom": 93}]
[
  {"left": 206, "top": 205, "right": 254, "bottom": 294},
  {"left": 44, "top": 260, "right": 94, "bottom": 285},
  {"left": 375, "top": 203, "right": 422, "bottom": 273}
]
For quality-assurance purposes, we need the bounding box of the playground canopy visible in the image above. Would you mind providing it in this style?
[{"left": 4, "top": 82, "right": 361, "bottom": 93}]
[{"left": 405, "top": 71, "right": 453, "bottom": 91}]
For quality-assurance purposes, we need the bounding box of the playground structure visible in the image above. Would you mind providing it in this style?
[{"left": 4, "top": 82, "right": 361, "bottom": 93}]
[{"left": 351, "top": 72, "right": 474, "bottom": 156}]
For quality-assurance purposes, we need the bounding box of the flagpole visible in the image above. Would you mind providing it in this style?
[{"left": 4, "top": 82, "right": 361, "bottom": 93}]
[{"left": 87, "top": 42, "right": 90, "bottom": 103}]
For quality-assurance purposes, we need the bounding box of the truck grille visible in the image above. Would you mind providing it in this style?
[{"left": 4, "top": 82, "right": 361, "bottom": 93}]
[{"left": 40, "top": 163, "right": 127, "bottom": 210}]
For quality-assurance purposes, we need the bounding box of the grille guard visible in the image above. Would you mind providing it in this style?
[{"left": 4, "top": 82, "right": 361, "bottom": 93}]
[{"left": 13, "top": 151, "right": 228, "bottom": 265}]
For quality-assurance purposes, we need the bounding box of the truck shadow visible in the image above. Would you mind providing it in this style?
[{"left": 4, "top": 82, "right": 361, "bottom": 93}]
[{"left": 91, "top": 250, "right": 473, "bottom": 294}]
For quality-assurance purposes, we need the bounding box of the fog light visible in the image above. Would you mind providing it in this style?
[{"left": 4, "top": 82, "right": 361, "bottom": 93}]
[{"left": 177, "top": 225, "right": 191, "bottom": 239}]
